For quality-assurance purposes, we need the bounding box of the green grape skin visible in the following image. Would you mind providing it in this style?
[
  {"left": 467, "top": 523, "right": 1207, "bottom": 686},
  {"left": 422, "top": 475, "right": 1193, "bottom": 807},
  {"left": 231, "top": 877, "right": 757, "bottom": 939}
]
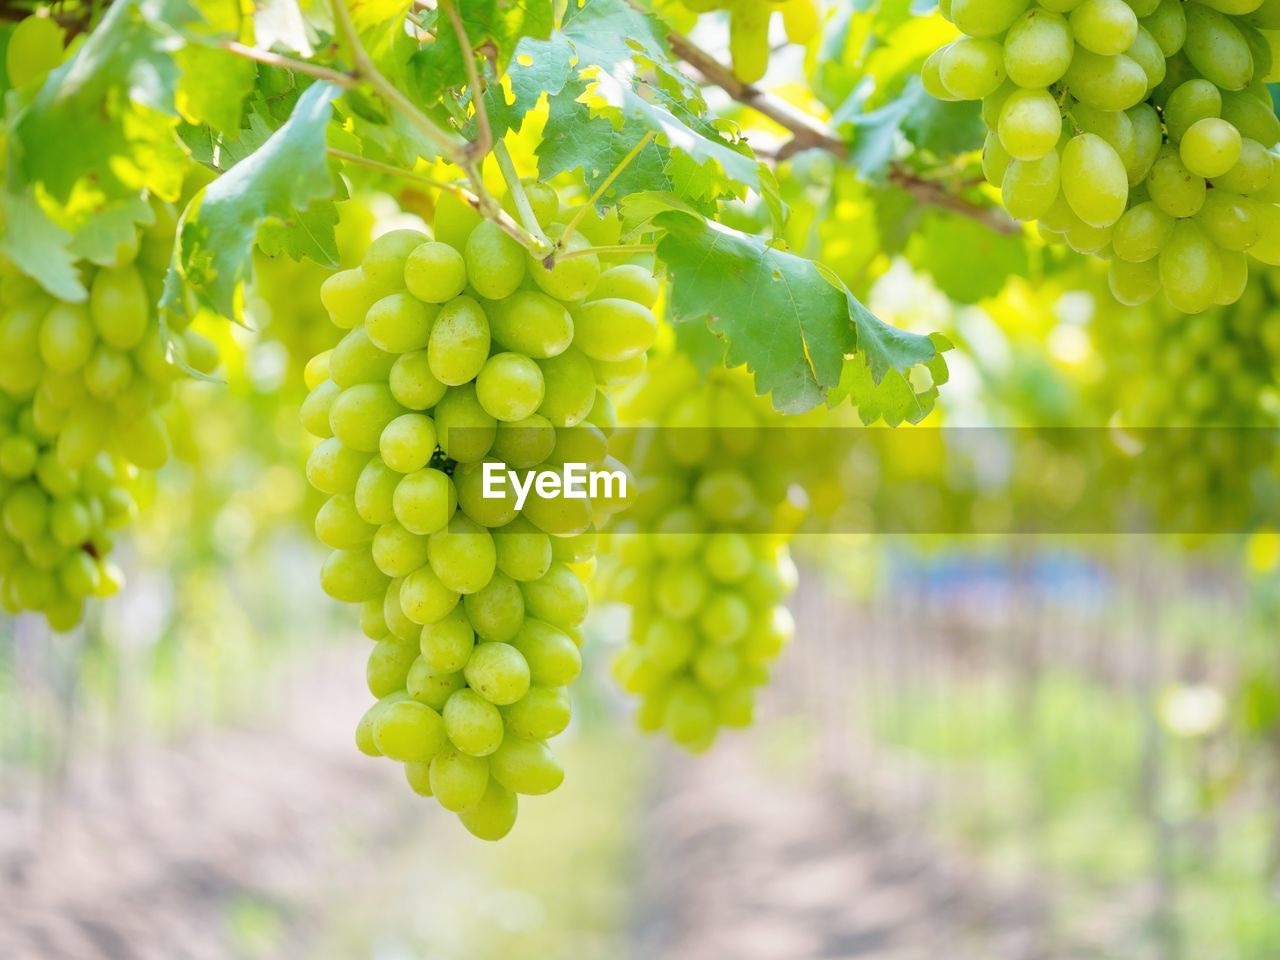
[
  {"left": 453, "top": 460, "right": 520, "bottom": 528},
  {"left": 502, "top": 685, "right": 571, "bottom": 741},
  {"left": 464, "top": 221, "right": 526, "bottom": 300},
  {"left": 663, "top": 681, "right": 717, "bottom": 751},
  {"left": 316, "top": 494, "right": 377, "bottom": 550},
  {"left": 475, "top": 353, "right": 546, "bottom": 422},
  {"left": 320, "top": 547, "right": 388, "bottom": 603},
  {"left": 501, "top": 179, "right": 560, "bottom": 227},
  {"left": 587, "top": 264, "right": 659, "bottom": 308},
  {"left": 434, "top": 190, "right": 483, "bottom": 252},
  {"left": 1062, "top": 50, "right": 1148, "bottom": 111},
  {"left": 493, "top": 518, "right": 553, "bottom": 583},
  {"left": 510, "top": 618, "right": 582, "bottom": 687},
  {"left": 404, "top": 760, "right": 434, "bottom": 796},
  {"left": 360, "top": 596, "right": 390, "bottom": 640},
  {"left": 570, "top": 298, "right": 658, "bottom": 362},
  {"left": 362, "top": 229, "right": 428, "bottom": 297},
  {"left": 355, "top": 456, "right": 401, "bottom": 526},
  {"left": 400, "top": 564, "right": 461, "bottom": 625},
  {"left": 40, "top": 303, "right": 95, "bottom": 374},
  {"left": 983, "top": 132, "right": 1013, "bottom": 187},
  {"left": 443, "top": 688, "right": 506, "bottom": 756},
  {"left": 492, "top": 415, "right": 558, "bottom": 468},
  {"left": 392, "top": 467, "right": 456, "bottom": 536},
  {"left": 379, "top": 413, "right": 437, "bottom": 474},
  {"left": 306, "top": 438, "right": 371, "bottom": 496},
  {"left": 1180, "top": 118, "right": 1243, "bottom": 178},
  {"left": 1060, "top": 134, "right": 1129, "bottom": 227},
  {"left": 404, "top": 241, "right": 468, "bottom": 304},
  {"left": 1071, "top": 103, "right": 1137, "bottom": 172},
  {"left": 430, "top": 749, "right": 492, "bottom": 812},
  {"left": 372, "top": 699, "right": 447, "bottom": 762},
  {"left": 6, "top": 15, "right": 64, "bottom": 88},
  {"left": 699, "top": 591, "right": 752, "bottom": 644},
  {"left": 1147, "top": 145, "right": 1207, "bottom": 218},
  {"left": 433, "top": 384, "right": 497, "bottom": 463},
  {"left": 488, "top": 290, "right": 574, "bottom": 359},
  {"left": 456, "top": 779, "right": 518, "bottom": 840},
  {"left": 464, "top": 641, "right": 532, "bottom": 705},
  {"left": 1163, "top": 79, "right": 1222, "bottom": 142},
  {"left": 367, "top": 639, "right": 418, "bottom": 698},
  {"left": 89, "top": 266, "right": 148, "bottom": 349},
  {"left": 535, "top": 348, "right": 596, "bottom": 427},
  {"left": 364, "top": 293, "right": 436, "bottom": 355},
  {"left": 997, "top": 88, "right": 1062, "bottom": 160},
  {"left": 1069, "top": 0, "right": 1138, "bottom": 55},
  {"left": 330, "top": 327, "right": 397, "bottom": 388},
  {"left": 329, "top": 383, "right": 404, "bottom": 453},
  {"left": 1183, "top": 3, "right": 1254, "bottom": 90},
  {"left": 488, "top": 736, "right": 564, "bottom": 795},
  {"left": 693, "top": 646, "right": 740, "bottom": 691},
  {"left": 1003, "top": 9, "right": 1073, "bottom": 87},
  {"left": 654, "top": 561, "right": 710, "bottom": 620},
  {"left": 320, "top": 268, "right": 378, "bottom": 330},
  {"left": 1111, "top": 202, "right": 1175, "bottom": 261},
  {"left": 1214, "top": 250, "right": 1250, "bottom": 304},
  {"left": 528, "top": 231, "right": 601, "bottom": 302},
  {"left": 1219, "top": 90, "right": 1280, "bottom": 147},
  {"left": 519, "top": 562, "right": 588, "bottom": 629},
  {"left": 388, "top": 350, "right": 448, "bottom": 411},
  {"left": 1160, "top": 219, "right": 1223, "bottom": 313},
  {"left": 385, "top": 579, "right": 423, "bottom": 641},
  {"left": 428, "top": 515, "right": 496, "bottom": 594},
  {"left": 84, "top": 348, "right": 132, "bottom": 400},
  {"left": 1126, "top": 26, "right": 1168, "bottom": 87},
  {"left": 463, "top": 570, "right": 526, "bottom": 642},
  {"left": 427, "top": 295, "right": 491, "bottom": 387},
  {"left": 1142, "top": 0, "right": 1187, "bottom": 56},
  {"left": 705, "top": 532, "right": 755, "bottom": 583},
  {"left": 519, "top": 474, "right": 594, "bottom": 536},
  {"left": 939, "top": 38, "right": 1007, "bottom": 99},
  {"left": 727, "top": 0, "right": 770, "bottom": 83},
  {"left": 355, "top": 694, "right": 406, "bottom": 756},
  {"left": 1001, "top": 152, "right": 1061, "bottom": 220},
  {"left": 1198, "top": 191, "right": 1262, "bottom": 250},
  {"left": 1126, "top": 104, "right": 1164, "bottom": 184},
  {"left": 420, "top": 605, "right": 477, "bottom": 672},
  {"left": 950, "top": 0, "right": 1031, "bottom": 37},
  {"left": 1211, "top": 137, "right": 1273, "bottom": 194},
  {"left": 407, "top": 659, "right": 467, "bottom": 710},
  {"left": 371, "top": 521, "right": 430, "bottom": 578},
  {"left": 642, "top": 618, "right": 697, "bottom": 672}
]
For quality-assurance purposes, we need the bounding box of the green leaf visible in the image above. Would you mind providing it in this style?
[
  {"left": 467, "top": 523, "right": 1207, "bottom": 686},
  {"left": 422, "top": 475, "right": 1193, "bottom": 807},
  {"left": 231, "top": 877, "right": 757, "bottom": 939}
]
[
  {"left": 176, "top": 0, "right": 256, "bottom": 135},
  {"left": 481, "top": 33, "right": 575, "bottom": 139},
  {"left": 411, "top": 0, "right": 555, "bottom": 105},
  {"left": 165, "top": 82, "right": 338, "bottom": 319},
  {"left": 654, "top": 211, "right": 857, "bottom": 413},
  {"left": 11, "top": 0, "right": 195, "bottom": 209},
  {"left": 907, "top": 212, "right": 1030, "bottom": 303},
  {"left": 253, "top": 0, "right": 316, "bottom": 55},
  {"left": 68, "top": 195, "right": 156, "bottom": 268},
  {"left": 0, "top": 191, "right": 82, "bottom": 301},
  {"left": 828, "top": 333, "right": 950, "bottom": 426}
]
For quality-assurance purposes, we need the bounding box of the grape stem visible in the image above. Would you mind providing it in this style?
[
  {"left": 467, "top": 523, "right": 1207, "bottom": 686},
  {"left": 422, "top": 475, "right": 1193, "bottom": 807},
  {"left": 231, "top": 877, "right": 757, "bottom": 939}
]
[
  {"left": 441, "top": 0, "right": 492, "bottom": 165},
  {"left": 558, "top": 131, "right": 658, "bottom": 250},
  {"left": 664, "top": 28, "right": 1020, "bottom": 236},
  {"left": 557, "top": 243, "right": 658, "bottom": 261},
  {"left": 492, "top": 141, "right": 555, "bottom": 255},
  {"left": 221, "top": 42, "right": 359, "bottom": 89},
  {"left": 327, "top": 0, "right": 468, "bottom": 169}
]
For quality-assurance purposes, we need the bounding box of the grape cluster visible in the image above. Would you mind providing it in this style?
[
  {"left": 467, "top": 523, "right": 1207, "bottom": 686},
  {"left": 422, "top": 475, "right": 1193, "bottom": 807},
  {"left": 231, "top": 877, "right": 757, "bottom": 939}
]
[
  {"left": 925, "top": 0, "right": 1280, "bottom": 312},
  {"left": 675, "top": 0, "right": 822, "bottom": 82},
  {"left": 601, "top": 358, "right": 799, "bottom": 753},
  {"left": 0, "top": 202, "right": 215, "bottom": 630},
  {"left": 303, "top": 183, "right": 658, "bottom": 839}
]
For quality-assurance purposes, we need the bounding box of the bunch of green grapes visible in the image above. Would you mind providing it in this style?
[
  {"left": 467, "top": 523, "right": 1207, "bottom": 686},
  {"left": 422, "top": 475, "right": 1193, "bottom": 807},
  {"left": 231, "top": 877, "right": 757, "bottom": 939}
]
[
  {"left": 924, "top": 0, "right": 1280, "bottom": 312},
  {"left": 600, "top": 355, "right": 799, "bottom": 753},
  {"left": 1104, "top": 271, "right": 1280, "bottom": 529},
  {"left": 301, "top": 183, "right": 659, "bottom": 840},
  {"left": 669, "top": 0, "right": 822, "bottom": 83}
]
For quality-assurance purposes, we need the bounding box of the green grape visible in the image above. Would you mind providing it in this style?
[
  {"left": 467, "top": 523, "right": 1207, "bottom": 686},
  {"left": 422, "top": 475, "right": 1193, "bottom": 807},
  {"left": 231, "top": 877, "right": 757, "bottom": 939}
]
[
  {"left": 388, "top": 350, "right": 448, "bottom": 411},
  {"left": 1183, "top": 3, "right": 1254, "bottom": 89},
  {"left": 39, "top": 304, "right": 95, "bottom": 373},
  {"left": 510, "top": 618, "right": 582, "bottom": 687},
  {"left": 456, "top": 779, "right": 517, "bottom": 840},
  {"left": 365, "top": 292, "right": 436, "bottom": 354},
  {"left": 587, "top": 264, "right": 659, "bottom": 308},
  {"left": 355, "top": 456, "right": 401, "bottom": 525},
  {"left": 367, "top": 639, "right": 418, "bottom": 698},
  {"left": 570, "top": 298, "right": 658, "bottom": 362},
  {"left": 528, "top": 232, "right": 601, "bottom": 302},
  {"left": 692, "top": 647, "right": 740, "bottom": 690},
  {"left": 1142, "top": 0, "right": 1187, "bottom": 55},
  {"left": 428, "top": 515, "right": 496, "bottom": 594},
  {"left": 6, "top": 15, "right": 64, "bottom": 88},
  {"left": 392, "top": 467, "right": 456, "bottom": 535},
  {"left": 1112, "top": 202, "right": 1175, "bottom": 261},
  {"left": 1181, "top": 118, "right": 1243, "bottom": 178},
  {"left": 998, "top": 88, "right": 1062, "bottom": 160},
  {"left": 463, "top": 570, "right": 526, "bottom": 642},
  {"left": 939, "top": 38, "right": 1007, "bottom": 99},
  {"left": 372, "top": 699, "right": 446, "bottom": 762},
  {"left": 492, "top": 415, "right": 558, "bottom": 468},
  {"left": 1061, "top": 134, "right": 1129, "bottom": 227},
  {"left": 950, "top": 0, "right": 1031, "bottom": 36},
  {"left": 431, "top": 749, "right": 492, "bottom": 812},
  {"left": 519, "top": 562, "right": 588, "bottom": 629},
  {"left": 1002, "top": 152, "right": 1061, "bottom": 220},
  {"left": 404, "top": 760, "right": 434, "bottom": 796},
  {"left": 1211, "top": 137, "right": 1273, "bottom": 193},
  {"left": 1198, "top": 191, "right": 1262, "bottom": 250},
  {"left": 1003, "top": 9, "right": 1074, "bottom": 87},
  {"left": 404, "top": 241, "right": 468, "bottom": 304},
  {"left": 664, "top": 681, "right": 717, "bottom": 751},
  {"left": 489, "top": 291, "right": 574, "bottom": 359},
  {"left": 489, "top": 736, "right": 564, "bottom": 795},
  {"left": 320, "top": 268, "right": 378, "bottom": 330},
  {"left": 372, "top": 521, "right": 430, "bottom": 577},
  {"left": 465, "top": 221, "right": 526, "bottom": 300},
  {"left": 464, "top": 642, "right": 532, "bottom": 705},
  {"left": 434, "top": 190, "right": 483, "bottom": 252},
  {"left": 494, "top": 518, "right": 553, "bottom": 582},
  {"left": 922, "top": 48, "right": 960, "bottom": 101},
  {"left": 1214, "top": 249, "right": 1250, "bottom": 303},
  {"left": 1063, "top": 50, "right": 1148, "bottom": 111},
  {"left": 420, "top": 605, "right": 477, "bottom": 672},
  {"left": 321, "top": 547, "right": 388, "bottom": 603},
  {"left": 1071, "top": 103, "right": 1137, "bottom": 172},
  {"left": 727, "top": 0, "right": 770, "bottom": 83},
  {"left": 475, "top": 353, "right": 546, "bottom": 422},
  {"left": 1126, "top": 26, "right": 1168, "bottom": 86},
  {"left": 89, "top": 266, "right": 148, "bottom": 349},
  {"left": 1164, "top": 79, "right": 1223, "bottom": 141},
  {"left": 1070, "top": 0, "right": 1138, "bottom": 55},
  {"left": 316, "top": 494, "right": 377, "bottom": 549},
  {"left": 1126, "top": 104, "right": 1164, "bottom": 184},
  {"left": 329, "top": 383, "right": 405, "bottom": 453},
  {"left": 407, "top": 659, "right": 467, "bottom": 710},
  {"left": 443, "top": 688, "right": 506, "bottom": 756},
  {"left": 1148, "top": 145, "right": 1207, "bottom": 218},
  {"left": 453, "top": 460, "right": 520, "bottom": 528},
  {"left": 1219, "top": 89, "right": 1280, "bottom": 145},
  {"left": 502, "top": 685, "right": 571, "bottom": 740},
  {"left": 982, "top": 132, "right": 1014, "bottom": 186},
  {"left": 362, "top": 230, "right": 428, "bottom": 297},
  {"left": 400, "top": 564, "right": 461, "bottom": 625},
  {"left": 1160, "top": 219, "right": 1223, "bottom": 312},
  {"left": 501, "top": 179, "right": 560, "bottom": 227},
  {"left": 428, "top": 295, "right": 490, "bottom": 387},
  {"left": 433, "top": 384, "right": 496, "bottom": 462},
  {"left": 698, "top": 591, "right": 751, "bottom": 644},
  {"left": 330, "top": 327, "right": 397, "bottom": 388},
  {"left": 536, "top": 348, "right": 596, "bottom": 427},
  {"left": 379, "top": 413, "right": 437, "bottom": 474},
  {"left": 306, "top": 438, "right": 371, "bottom": 496}
]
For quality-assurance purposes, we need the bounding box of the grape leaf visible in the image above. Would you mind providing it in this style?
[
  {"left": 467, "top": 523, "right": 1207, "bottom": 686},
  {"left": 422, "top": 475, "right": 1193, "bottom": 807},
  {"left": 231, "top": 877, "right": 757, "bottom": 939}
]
[
  {"left": 411, "top": 0, "right": 555, "bottom": 105},
  {"left": 654, "top": 211, "right": 857, "bottom": 413},
  {"left": 175, "top": 0, "right": 256, "bottom": 135},
  {"left": 165, "top": 82, "right": 339, "bottom": 319},
  {"left": 829, "top": 333, "right": 950, "bottom": 426},
  {"left": 907, "top": 213, "right": 1029, "bottom": 303},
  {"left": 253, "top": 0, "right": 316, "bottom": 55},
  {"left": 0, "top": 192, "right": 82, "bottom": 301},
  {"left": 11, "top": 0, "right": 195, "bottom": 208},
  {"left": 69, "top": 195, "right": 157, "bottom": 268},
  {"left": 481, "top": 33, "right": 576, "bottom": 139}
]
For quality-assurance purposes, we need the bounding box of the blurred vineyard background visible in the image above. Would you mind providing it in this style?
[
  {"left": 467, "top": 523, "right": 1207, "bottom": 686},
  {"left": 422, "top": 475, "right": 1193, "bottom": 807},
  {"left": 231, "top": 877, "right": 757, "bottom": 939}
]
[{"left": 1, "top": 190, "right": 1278, "bottom": 960}]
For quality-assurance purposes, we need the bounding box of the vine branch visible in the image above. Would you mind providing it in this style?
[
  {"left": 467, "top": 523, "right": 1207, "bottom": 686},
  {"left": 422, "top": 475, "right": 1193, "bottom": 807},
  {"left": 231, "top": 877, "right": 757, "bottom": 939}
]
[{"left": 666, "top": 31, "right": 1019, "bottom": 236}]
